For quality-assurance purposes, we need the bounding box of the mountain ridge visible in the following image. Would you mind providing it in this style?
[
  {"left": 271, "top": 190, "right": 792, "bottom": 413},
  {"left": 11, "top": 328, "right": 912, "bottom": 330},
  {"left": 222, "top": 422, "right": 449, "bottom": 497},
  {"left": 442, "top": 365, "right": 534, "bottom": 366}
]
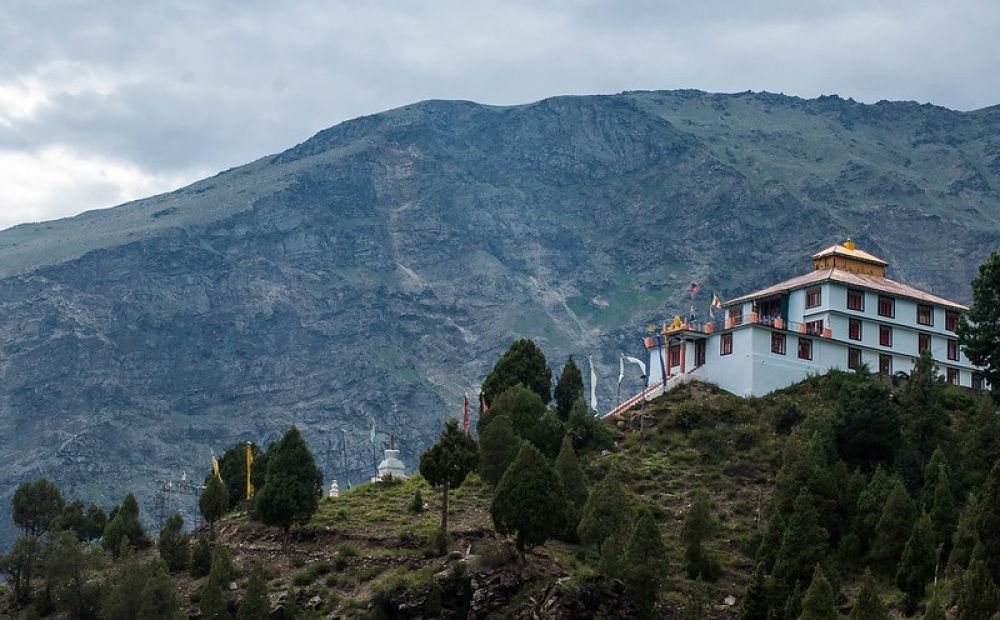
[{"left": 1, "top": 89, "right": 998, "bottom": 548}]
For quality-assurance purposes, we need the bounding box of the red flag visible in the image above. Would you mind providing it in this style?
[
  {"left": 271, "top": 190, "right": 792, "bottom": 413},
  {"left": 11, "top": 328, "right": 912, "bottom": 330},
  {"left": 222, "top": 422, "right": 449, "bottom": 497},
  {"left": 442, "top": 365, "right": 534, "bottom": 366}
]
[
  {"left": 480, "top": 392, "right": 489, "bottom": 415},
  {"left": 690, "top": 282, "right": 700, "bottom": 294},
  {"left": 462, "top": 393, "right": 470, "bottom": 433}
]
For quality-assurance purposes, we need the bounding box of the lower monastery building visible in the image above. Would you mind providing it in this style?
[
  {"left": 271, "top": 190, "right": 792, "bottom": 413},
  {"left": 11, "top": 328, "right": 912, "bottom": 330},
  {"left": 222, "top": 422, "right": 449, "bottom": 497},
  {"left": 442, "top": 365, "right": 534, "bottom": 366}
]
[{"left": 633, "top": 241, "right": 985, "bottom": 401}]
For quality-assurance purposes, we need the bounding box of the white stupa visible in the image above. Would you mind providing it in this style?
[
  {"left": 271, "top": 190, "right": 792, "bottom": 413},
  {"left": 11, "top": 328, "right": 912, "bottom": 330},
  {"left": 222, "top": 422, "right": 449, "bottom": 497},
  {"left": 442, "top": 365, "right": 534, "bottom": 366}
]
[
  {"left": 328, "top": 480, "right": 340, "bottom": 498},
  {"left": 372, "top": 434, "right": 407, "bottom": 482}
]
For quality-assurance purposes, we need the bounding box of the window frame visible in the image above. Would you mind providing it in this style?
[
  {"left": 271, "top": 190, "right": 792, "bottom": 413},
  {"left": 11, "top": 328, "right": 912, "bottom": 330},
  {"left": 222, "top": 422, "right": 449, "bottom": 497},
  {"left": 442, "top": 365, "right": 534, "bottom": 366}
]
[
  {"left": 879, "top": 325, "right": 893, "bottom": 348},
  {"left": 918, "top": 333, "right": 931, "bottom": 354},
  {"left": 945, "top": 311, "right": 959, "bottom": 332},
  {"left": 720, "top": 333, "right": 733, "bottom": 356},
  {"left": 947, "top": 368, "right": 959, "bottom": 385},
  {"left": 729, "top": 306, "right": 743, "bottom": 326},
  {"left": 847, "top": 288, "right": 865, "bottom": 312},
  {"left": 848, "top": 318, "right": 862, "bottom": 341},
  {"left": 797, "top": 337, "right": 813, "bottom": 360},
  {"left": 947, "top": 339, "right": 959, "bottom": 361},
  {"left": 848, "top": 347, "right": 862, "bottom": 370},
  {"left": 771, "top": 332, "right": 786, "bottom": 355},
  {"left": 805, "top": 287, "right": 822, "bottom": 309},
  {"left": 806, "top": 319, "right": 824, "bottom": 336},
  {"left": 917, "top": 304, "right": 934, "bottom": 327},
  {"left": 877, "top": 295, "right": 895, "bottom": 318},
  {"left": 879, "top": 353, "right": 892, "bottom": 376},
  {"left": 695, "top": 339, "right": 706, "bottom": 367}
]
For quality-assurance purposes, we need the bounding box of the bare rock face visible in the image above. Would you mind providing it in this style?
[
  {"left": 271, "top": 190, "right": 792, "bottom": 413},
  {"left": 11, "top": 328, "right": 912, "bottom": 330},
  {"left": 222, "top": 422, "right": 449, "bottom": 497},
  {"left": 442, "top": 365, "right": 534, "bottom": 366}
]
[{"left": 1, "top": 91, "right": 999, "bottom": 547}]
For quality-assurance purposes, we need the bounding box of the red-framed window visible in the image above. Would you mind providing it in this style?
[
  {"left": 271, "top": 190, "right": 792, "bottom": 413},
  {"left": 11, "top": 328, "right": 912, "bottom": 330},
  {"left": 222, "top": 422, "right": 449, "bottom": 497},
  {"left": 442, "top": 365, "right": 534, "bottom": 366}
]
[
  {"left": 880, "top": 325, "right": 892, "bottom": 347},
  {"left": 798, "top": 338, "right": 813, "bottom": 360},
  {"left": 947, "top": 368, "right": 959, "bottom": 385},
  {"left": 847, "top": 289, "right": 864, "bottom": 311},
  {"left": 806, "top": 287, "right": 822, "bottom": 308},
  {"left": 849, "top": 318, "right": 862, "bottom": 341},
  {"left": 878, "top": 295, "right": 895, "bottom": 318},
  {"left": 917, "top": 304, "right": 934, "bottom": 326},
  {"left": 729, "top": 306, "right": 743, "bottom": 326},
  {"left": 947, "top": 339, "right": 959, "bottom": 361},
  {"left": 720, "top": 333, "right": 733, "bottom": 356},
  {"left": 668, "top": 345, "right": 681, "bottom": 367},
  {"left": 946, "top": 311, "right": 959, "bottom": 332},
  {"left": 806, "top": 320, "right": 824, "bottom": 336},
  {"left": 848, "top": 348, "right": 862, "bottom": 370},
  {"left": 771, "top": 332, "right": 786, "bottom": 355},
  {"left": 879, "top": 354, "right": 892, "bottom": 376},
  {"left": 918, "top": 333, "right": 931, "bottom": 354}
]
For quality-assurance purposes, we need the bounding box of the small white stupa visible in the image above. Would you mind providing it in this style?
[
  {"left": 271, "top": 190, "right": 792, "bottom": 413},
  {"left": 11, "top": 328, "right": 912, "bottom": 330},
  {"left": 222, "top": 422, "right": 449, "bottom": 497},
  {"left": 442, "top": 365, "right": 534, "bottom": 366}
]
[
  {"left": 328, "top": 480, "right": 340, "bottom": 498},
  {"left": 372, "top": 434, "right": 407, "bottom": 482}
]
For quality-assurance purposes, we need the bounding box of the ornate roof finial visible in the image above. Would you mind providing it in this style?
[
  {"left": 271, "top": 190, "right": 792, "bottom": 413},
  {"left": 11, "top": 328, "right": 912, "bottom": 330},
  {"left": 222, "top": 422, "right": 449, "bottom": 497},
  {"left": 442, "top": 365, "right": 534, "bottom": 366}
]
[{"left": 844, "top": 237, "right": 856, "bottom": 251}]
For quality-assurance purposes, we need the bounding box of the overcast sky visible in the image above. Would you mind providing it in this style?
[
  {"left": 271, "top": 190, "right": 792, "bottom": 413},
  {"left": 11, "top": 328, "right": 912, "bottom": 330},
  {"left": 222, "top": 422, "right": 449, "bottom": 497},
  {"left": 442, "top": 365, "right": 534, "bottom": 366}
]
[{"left": 1, "top": 0, "right": 998, "bottom": 231}]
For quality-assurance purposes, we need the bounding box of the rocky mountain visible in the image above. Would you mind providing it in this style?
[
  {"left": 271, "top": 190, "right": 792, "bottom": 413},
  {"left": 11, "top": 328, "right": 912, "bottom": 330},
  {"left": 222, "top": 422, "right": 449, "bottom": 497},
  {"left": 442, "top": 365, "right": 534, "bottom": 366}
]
[{"left": 1, "top": 90, "right": 998, "bottom": 546}]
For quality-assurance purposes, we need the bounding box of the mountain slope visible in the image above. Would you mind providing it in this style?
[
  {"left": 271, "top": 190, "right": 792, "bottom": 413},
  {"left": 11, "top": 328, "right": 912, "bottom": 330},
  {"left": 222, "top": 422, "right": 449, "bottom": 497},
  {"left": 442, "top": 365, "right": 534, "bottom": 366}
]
[{"left": 1, "top": 90, "right": 998, "bottom": 547}]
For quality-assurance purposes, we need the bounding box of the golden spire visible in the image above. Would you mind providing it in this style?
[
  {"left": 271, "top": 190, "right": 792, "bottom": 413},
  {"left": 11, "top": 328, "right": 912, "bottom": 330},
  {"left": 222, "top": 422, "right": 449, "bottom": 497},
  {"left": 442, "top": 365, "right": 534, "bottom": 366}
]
[{"left": 844, "top": 237, "right": 856, "bottom": 251}]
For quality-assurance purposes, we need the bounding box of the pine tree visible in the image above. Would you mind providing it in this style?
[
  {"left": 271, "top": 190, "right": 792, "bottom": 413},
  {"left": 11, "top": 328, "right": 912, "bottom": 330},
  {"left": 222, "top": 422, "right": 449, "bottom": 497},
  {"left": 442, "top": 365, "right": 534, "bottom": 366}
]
[
  {"left": 927, "top": 462, "right": 958, "bottom": 558},
  {"left": 553, "top": 435, "right": 588, "bottom": 536},
  {"left": 39, "top": 529, "right": 101, "bottom": 618},
  {"left": 623, "top": 506, "right": 668, "bottom": 619},
  {"left": 948, "top": 495, "right": 980, "bottom": 572},
  {"left": 214, "top": 441, "right": 264, "bottom": 510},
  {"left": 855, "top": 467, "right": 895, "bottom": 552},
  {"left": 577, "top": 470, "right": 636, "bottom": 548},
  {"left": 741, "top": 563, "right": 770, "bottom": 620},
  {"left": 976, "top": 460, "right": 1000, "bottom": 583},
  {"left": 102, "top": 493, "right": 148, "bottom": 556},
  {"left": 598, "top": 536, "right": 623, "bottom": 579},
  {"left": 798, "top": 564, "right": 837, "bottom": 620},
  {"left": 200, "top": 547, "right": 233, "bottom": 620},
  {"left": 554, "top": 356, "right": 584, "bottom": 421},
  {"left": 870, "top": 478, "right": 916, "bottom": 570},
  {"left": 896, "top": 512, "right": 936, "bottom": 614},
  {"left": 158, "top": 512, "right": 189, "bottom": 572},
  {"left": 479, "top": 383, "right": 546, "bottom": 440},
  {"left": 565, "top": 396, "right": 613, "bottom": 450},
  {"left": 848, "top": 569, "right": 887, "bottom": 620},
  {"left": 490, "top": 442, "right": 566, "bottom": 556},
  {"left": 482, "top": 338, "right": 553, "bottom": 405},
  {"left": 419, "top": 419, "right": 479, "bottom": 538},
  {"left": 773, "top": 490, "right": 830, "bottom": 596},
  {"left": 957, "top": 250, "right": 1000, "bottom": 400},
  {"left": 897, "top": 353, "right": 948, "bottom": 477},
  {"left": 681, "top": 488, "right": 720, "bottom": 581},
  {"left": 255, "top": 426, "right": 323, "bottom": 547},
  {"left": 12, "top": 479, "right": 65, "bottom": 537},
  {"left": 200, "top": 473, "right": 229, "bottom": 537},
  {"left": 956, "top": 559, "right": 1000, "bottom": 620},
  {"left": 478, "top": 415, "right": 522, "bottom": 486},
  {"left": 783, "top": 582, "right": 803, "bottom": 620},
  {"left": 237, "top": 563, "right": 269, "bottom": 620},
  {"left": 138, "top": 558, "right": 180, "bottom": 620},
  {"left": 101, "top": 554, "right": 146, "bottom": 620},
  {"left": 190, "top": 535, "right": 213, "bottom": 578}
]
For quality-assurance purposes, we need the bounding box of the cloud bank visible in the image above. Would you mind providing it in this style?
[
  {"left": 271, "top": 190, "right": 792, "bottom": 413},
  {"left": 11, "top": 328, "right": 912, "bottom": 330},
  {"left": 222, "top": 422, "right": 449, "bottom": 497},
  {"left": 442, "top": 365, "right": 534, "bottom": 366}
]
[{"left": 1, "top": 0, "right": 998, "bottom": 230}]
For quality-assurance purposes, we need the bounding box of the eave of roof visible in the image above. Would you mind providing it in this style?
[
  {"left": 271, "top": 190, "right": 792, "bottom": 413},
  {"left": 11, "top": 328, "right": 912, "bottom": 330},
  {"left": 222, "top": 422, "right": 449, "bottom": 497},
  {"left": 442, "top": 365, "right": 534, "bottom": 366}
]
[
  {"left": 724, "top": 268, "right": 968, "bottom": 311},
  {"left": 811, "top": 244, "right": 889, "bottom": 266}
]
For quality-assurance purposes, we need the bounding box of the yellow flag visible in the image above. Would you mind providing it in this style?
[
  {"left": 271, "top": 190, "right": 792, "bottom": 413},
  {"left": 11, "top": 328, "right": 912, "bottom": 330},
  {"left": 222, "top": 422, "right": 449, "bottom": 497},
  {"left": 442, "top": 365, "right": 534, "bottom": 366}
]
[
  {"left": 246, "top": 443, "right": 254, "bottom": 500},
  {"left": 211, "top": 454, "right": 221, "bottom": 479}
]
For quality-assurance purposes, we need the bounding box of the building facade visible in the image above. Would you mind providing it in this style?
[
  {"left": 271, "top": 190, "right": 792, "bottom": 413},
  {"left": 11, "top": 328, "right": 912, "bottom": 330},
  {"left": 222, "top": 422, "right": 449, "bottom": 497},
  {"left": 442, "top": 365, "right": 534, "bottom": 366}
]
[{"left": 637, "top": 241, "right": 985, "bottom": 399}]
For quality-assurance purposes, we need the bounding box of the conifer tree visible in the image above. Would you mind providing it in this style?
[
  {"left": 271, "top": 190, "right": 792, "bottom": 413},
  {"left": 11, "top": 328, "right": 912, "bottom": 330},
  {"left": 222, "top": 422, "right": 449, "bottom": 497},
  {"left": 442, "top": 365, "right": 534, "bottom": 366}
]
[
  {"left": 848, "top": 569, "right": 887, "bottom": 620},
  {"left": 855, "top": 467, "right": 895, "bottom": 551},
  {"left": 598, "top": 536, "right": 623, "bottom": 580},
  {"left": 490, "top": 442, "right": 566, "bottom": 556},
  {"left": 957, "top": 250, "right": 1000, "bottom": 400},
  {"left": 870, "top": 479, "right": 916, "bottom": 570},
  {"left": 255, "top": 426, "right": 323, "bottom": 547},
  {"left": 40, "top": 529, "right": 101, "bottom": 618},
  {"left": 798, "top": 564, "right": 837, "bottom": 620},
  {"left": 158, "top": 512, "right": 189, "bottom": 572},
  {"left": 783, "top": 582, "right": 803, "bottom": 620},
  {"left": 190, "top": 535, "right": 213, "bottom": 578},
  {"left": 419, "top": 419, "right": 479, "bottom": 538},
  {"left": 896, "top": 512, "right": 936, "bottom": 614},
  {"left": 623, "top": 506, "right": 668, "bottom": 619},
  {"left": 922, "top": 589, "right": 946, "bottom": 620},
  {"left": 101, "top": 554, "right": 146, "bottom": 620},
  {"left": 773, "top": 491, "right": 830, "bottom": 596},
  {"left": 976, "top": 460, "right": 1000, "bottom": 582},
  {"left": 200, "top": 547, "right": 233, "bottom": 620},
  {"left": 956, "top": 559, "right": 1000, "bottom": 620},
  {"left": 682, "top": 488, "right": 721, "bottom": 580},
  {"left": 12, "top": 478, "right": 65, "bottom": 537},
  {"left": 214, "top": 441, "right": 264, "bottom": 510},
  {"left": 897, "top": 353, "right": 947, "bottom": 478},
  {"left": 478, "top": 415, "right": 522, "bottom": 486},
  {"left": 138, "top": 558, "right": 180, "bottom": 620},
  {"left": 565, "top": 396, "right": 613, "bottom": 450},
  {"left": 237, "top": 563, "right": 269, "bottom": 620},
  {"left": 554, "top": 356, "right": 585, "bottom": 421},
  {"left": 741, "top": 563, "right": 770, "bottom": 620},
  {"left": 553, "top": 435, "right": 589, "bottom": 536},
  {"left": 200, "top": 473, "right": 229, "bottom": 537},
  {"left": 482, "top": 338, "right": 552, "bottom": 405},
  {"left": 927, "top": 463, "right": 958, "bottom": 559},
  {"left": 922, "top": 448, "right": 948, "bottom": 502},
  {"left": 102, "top": 493, "right": 148, "bottom": 556},
  {"left": 948, "top": 495, "right": 980, "bottom": 572},
  {"left": 577, "top": 470, "right": 637, "bottom": 548},
  {"left": 479, "top": 384, "right": 546, "bottom": 441}
]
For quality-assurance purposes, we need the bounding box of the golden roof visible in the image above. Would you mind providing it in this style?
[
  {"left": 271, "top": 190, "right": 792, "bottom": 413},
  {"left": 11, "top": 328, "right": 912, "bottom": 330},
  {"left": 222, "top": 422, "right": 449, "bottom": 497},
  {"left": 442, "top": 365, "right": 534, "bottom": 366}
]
[{"left": 810, "top": 243, "right": 889, "bottom": 267}]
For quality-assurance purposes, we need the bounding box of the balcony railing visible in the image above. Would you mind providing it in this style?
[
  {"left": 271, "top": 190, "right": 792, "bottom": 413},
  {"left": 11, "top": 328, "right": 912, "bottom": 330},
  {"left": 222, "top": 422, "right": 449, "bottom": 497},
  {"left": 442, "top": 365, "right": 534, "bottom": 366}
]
[{"left": 646, "top": 312, "right": 832, "bottom": 345}]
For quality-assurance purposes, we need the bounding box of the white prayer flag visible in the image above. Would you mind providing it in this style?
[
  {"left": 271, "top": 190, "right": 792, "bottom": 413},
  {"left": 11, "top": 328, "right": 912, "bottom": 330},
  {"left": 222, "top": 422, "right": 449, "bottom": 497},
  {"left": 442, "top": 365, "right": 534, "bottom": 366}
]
[
  {"left": 623, "top": 355, "right": 647, "bottom": 377},
  {"left": 618, "top": 355, "right": 625, "bottom": 385},
  {"left": 588, "top": 356, "right": 598, "bottom": 411}
]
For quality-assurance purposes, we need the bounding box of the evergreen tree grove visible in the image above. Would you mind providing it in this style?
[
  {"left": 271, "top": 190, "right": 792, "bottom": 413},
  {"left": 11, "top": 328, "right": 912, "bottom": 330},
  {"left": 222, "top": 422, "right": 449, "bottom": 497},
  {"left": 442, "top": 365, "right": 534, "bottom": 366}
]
[
  {"left": 772, "top": 490, "right": 830, "bottom": 597},
  {"left": 254, "top": 426, "right": 323, "bottom": 546},
  {"left": 976, "top": 460, "right": 1000, "bottom": 583}
]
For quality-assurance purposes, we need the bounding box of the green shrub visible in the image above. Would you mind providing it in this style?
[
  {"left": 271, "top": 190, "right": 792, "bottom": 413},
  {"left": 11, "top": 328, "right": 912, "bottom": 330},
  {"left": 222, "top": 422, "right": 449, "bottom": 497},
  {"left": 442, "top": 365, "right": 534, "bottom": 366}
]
[{"left": 475, "top": 540, "right": 517, "bottom": 570}]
